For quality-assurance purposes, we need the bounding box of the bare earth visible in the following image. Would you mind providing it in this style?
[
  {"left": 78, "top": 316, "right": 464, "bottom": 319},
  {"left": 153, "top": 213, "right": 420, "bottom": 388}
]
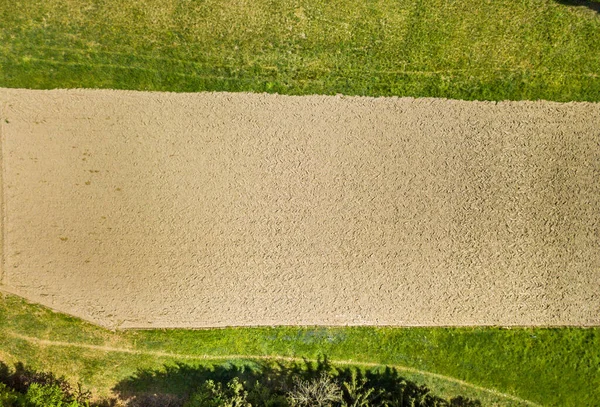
[{"left": 0, "top": 88, "right": 599, "bottom": 329}]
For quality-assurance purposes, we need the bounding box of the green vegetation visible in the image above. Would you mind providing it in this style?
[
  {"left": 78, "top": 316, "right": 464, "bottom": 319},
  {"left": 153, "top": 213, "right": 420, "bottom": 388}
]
[
  {"left": 166, "top": 360, "right": 482, "bottom": 407},
  {"left": 1, "top": 0, "right": 599, "bottom": 101},
  {"left": 0, "top": 362, "right": 92, "bottom": 407},
  {"left": 0, "top": 382, "right": 89, "bottom": 407},
  {"left": 0, "top": 357, "right": 483, "bottom": 406},
  {"left": 1, "top": 293, "right": 599, "bottom": 406}
]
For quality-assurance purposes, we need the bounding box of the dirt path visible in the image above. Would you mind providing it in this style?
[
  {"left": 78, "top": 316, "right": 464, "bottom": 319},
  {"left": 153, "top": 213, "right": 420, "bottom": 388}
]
[
  {"left": 0, "top": 88, "right": 599, "bottom": 328},
  {"left": 4, "top": 330, "right": 540, "bottom": 406}
]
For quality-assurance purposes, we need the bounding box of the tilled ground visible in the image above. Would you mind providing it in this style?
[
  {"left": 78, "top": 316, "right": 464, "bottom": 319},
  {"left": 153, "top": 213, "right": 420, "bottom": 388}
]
[{"left": 1, "top": 88, "right": 599, "bottom": 328}]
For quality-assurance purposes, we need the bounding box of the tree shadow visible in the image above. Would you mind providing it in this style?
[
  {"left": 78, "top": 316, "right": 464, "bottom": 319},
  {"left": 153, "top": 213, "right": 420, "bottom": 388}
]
[
  {"left": 112, "top": 356, "right": 481, "bottom": 407},
  {"left": 112, "top": 357, "right": 330, "bottom": 406},
  {"left": 0, "top": 360, "right": 75, "bottom": 395},
  {"left": 554, "top": 0, "right": 600, "bottom": 13},
  {"left": 0, "top": 358, "right": 482, "bottom": 406},
  {"left": 0, "top": 360, "right": 117, "bottom": 406}
]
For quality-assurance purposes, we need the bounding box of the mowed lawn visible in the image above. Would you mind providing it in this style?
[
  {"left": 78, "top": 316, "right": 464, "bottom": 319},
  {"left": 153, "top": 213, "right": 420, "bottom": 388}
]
[
  {"left": 1, "top": 0, "right": 599, "bottom": 100},
  {"left": 1, "top": 294, "right": 599, "bottom": 406}
]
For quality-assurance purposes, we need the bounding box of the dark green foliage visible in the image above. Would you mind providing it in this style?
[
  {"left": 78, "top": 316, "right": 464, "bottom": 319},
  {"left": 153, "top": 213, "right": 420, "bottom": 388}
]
[
  {"left": 0, "top": 383, "right": 22, "bottom": 407},
  {"left": 184, "top": 378, "right": 251, "bottom": 407},
  {"left": 0, "top": 362, "right": 91, "bottom": 407},
  {"left": 0, "top": 362, "right": 73, "bottom": 396},
  {"left": 115, "top": 357, "right": 482, "bottom": 407},
  {"left": 0, "top": 359, "right": 481, "bottom": 407},
  {"left": 554, "top": 0, "right": 600, "bottom": 12},
  {"left": 24, "top": 384, "right": 82, "bottom": 407},
  {"left": 0, "top": 382, "right": 88, "bottom": 407}
]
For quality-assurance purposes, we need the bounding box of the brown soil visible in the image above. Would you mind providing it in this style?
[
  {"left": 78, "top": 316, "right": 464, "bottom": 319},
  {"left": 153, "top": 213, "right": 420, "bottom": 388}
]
[{"left": 0, "top": 88, "right": 599, "bottom": 328}]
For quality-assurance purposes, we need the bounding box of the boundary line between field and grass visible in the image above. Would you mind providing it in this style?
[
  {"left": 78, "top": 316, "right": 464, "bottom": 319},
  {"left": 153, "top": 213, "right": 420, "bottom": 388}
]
[
  {"left": 0, "top": 93, "right": 5, "bottom": 286},
  {"left": 5, "top": 330, "right": 542, "bottom": 407}
]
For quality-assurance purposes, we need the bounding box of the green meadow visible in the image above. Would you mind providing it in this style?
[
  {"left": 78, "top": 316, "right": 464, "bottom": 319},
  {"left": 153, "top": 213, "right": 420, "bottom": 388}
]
[{"left": 1, "top": 0, "right": 599, "bottom": 100}]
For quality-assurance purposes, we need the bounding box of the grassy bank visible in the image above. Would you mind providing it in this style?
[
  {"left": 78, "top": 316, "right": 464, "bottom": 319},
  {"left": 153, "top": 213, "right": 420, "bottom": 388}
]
[
  {"left": 1, "top": 0, "right": 599, "bottom": 101},
  {"left": 0, "top": 293, "right": 598, "bottom": 406}
]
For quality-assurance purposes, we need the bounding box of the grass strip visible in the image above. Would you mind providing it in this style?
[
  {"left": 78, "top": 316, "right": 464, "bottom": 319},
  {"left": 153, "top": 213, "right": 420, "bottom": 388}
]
[{"left": 1, "top": 0, "right": 600, "bottom": 100}]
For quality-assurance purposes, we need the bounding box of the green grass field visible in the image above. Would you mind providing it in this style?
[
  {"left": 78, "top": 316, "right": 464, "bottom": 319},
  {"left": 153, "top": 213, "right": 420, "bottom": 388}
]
[
  {"left": 1, "top": 0, "right": 600, "bottom": 100},
  {"left": 1, "top": 293, "right": 599, "bottom": 406}
]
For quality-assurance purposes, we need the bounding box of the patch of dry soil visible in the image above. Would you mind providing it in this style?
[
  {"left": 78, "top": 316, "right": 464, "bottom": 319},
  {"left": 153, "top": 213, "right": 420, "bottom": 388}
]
[{"left": 0, "top": 88, "right": 599, "bottom": 328}]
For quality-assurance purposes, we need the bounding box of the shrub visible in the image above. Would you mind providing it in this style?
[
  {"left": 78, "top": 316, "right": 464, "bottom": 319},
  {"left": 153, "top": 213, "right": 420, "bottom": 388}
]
[
  {"left": 0, "top": 362, "right": 91, "bottom": 407},
  {"left": 340, "top": 370, "right": 381, "bottom": 407},
  {"left": 184, "top": 377, "right": 251, "bottom": 407},
  {"left": 24, "top": 383, "right": 82, "bottom": 407},
  {"left": 287, "top": 373, "right": 343, "bottom": 407},
  {"left": 2, "top": 362, "right": 73, "bottom": 397},
  {"left": 0, "top": 382, "right": 22, "bottom": 407},
  {"left": 247, "top": 381, "right": 288, "bottom": 407}
]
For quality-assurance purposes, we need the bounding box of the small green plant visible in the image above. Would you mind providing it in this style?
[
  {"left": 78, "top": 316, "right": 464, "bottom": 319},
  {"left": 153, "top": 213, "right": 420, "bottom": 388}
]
[
  {"left": 0, "top": 383, "right": 22, "bottom": 407},
  {"left": 0, "top": 362, "right": 92, "bottom": 407},
  {"left": 341, "top": 370, "right": 380, "bottom": 407},
  {"left": 24, "top": 383, "right": 86, "bottom": 407},
  {"left": 247, "top": 381, "right": 288, "bottom": 407},
  {"left": 185, "top": 377, "right": 251, "bottom": 407}
]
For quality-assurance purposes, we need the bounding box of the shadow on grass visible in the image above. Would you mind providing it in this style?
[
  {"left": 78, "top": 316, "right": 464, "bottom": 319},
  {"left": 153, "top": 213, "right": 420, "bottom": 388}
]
[
  {"left": 0, "top": 358, "right": 482, "bottom": 406},
  {"left": 0, "top": 361, "right": 118, "bottom": 406},
  {"left": 112, "top": 356, "right": 481, "bottom": 407},
  {"left": 554, "top": 0, "right": 600, "bottom": 13}
]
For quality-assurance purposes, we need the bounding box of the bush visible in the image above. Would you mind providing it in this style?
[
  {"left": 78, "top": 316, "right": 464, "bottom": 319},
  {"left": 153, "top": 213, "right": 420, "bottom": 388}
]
[
  {"left": 24, "top": 383, "right": 84, "bottom": 407},
  {"left": 287, "top": 373, "right": 343, "bottom": 407},
  {"left": 0, "top": 382, "right": 22, "bottom": 407},
  {"left": 340, "top": 370, "right": 381, "bottom": 407},
  {"left": 1, "top": 362, "right": 73, "bottom": 397},
  {"left": 184, "top": 378, "right": 251, "bottom": 407},
  {"left": 166, "top": 357, "right": 481, "bottom": 407},
  {"left": 0, "top": 362, "right": 91, "bottom": 407},
  {"left": 1, "top": 358, "right": 483, "bottom": 407}
]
